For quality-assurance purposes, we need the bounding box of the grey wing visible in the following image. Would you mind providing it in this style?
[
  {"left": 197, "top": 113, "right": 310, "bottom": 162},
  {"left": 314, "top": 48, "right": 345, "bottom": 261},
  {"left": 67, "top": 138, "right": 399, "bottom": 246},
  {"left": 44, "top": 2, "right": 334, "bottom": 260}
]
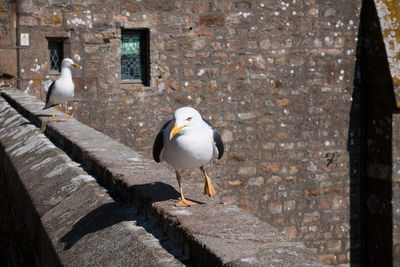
[
  {"left": 43, "top": 81, "right": 56, "bottom": 109},
  {"left": 152, "top": 119, "right": 173, "bottom": 163},
  {"left": 203, "top": 118, "right": 224, "bottom": 159}
]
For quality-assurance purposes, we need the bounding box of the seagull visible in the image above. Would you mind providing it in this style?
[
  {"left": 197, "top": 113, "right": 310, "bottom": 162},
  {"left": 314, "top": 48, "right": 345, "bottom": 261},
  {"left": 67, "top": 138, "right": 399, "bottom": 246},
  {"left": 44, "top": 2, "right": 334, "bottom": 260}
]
[
  {"left": 43, "top": 58, "right": 78, "bottom": 118},
  {"left": 153, "top": 107, "right": 224, "bottom": 207}
]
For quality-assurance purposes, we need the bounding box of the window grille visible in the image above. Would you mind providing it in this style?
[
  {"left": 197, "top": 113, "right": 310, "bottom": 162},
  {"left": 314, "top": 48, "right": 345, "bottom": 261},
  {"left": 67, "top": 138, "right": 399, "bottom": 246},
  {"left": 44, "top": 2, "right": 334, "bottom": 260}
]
[
  {"left": 121, "top": 34, "right": 141, "bottom": 79},
  {"left": 121, "top": 29, "right": 150, "bottom": 85},
  {"left": 48, "top": 40, "right": 64, "bottom": 71}
]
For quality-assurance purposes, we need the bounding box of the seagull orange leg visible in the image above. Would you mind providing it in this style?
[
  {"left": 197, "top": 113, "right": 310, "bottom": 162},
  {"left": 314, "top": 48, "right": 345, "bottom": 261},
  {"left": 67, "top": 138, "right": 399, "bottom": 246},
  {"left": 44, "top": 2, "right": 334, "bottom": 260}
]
[
  {"left": 200, "top": 166, "right": 216, "bottom": 196},
  {"left": 175, "top": 170, "right": 197, "bottom": 207},
  {"left": 64, "top": 103, "right": 72, "bottom": 118},
  {"left": 50, "top": 106, "right": 56, "bottom": 118}
]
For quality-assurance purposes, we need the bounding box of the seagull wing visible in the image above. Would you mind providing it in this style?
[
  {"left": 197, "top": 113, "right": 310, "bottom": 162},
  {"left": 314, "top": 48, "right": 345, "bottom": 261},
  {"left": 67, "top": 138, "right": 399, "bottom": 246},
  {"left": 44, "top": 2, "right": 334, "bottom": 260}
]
[
  {"left": 203, "top": 118, "right": 224, "bottom": 159},
  {"left": 153, "top": 119, "right": 173, "bottom": 163},
  {"left": 43, "top": 80, "right": 56, "bottom": 109}
]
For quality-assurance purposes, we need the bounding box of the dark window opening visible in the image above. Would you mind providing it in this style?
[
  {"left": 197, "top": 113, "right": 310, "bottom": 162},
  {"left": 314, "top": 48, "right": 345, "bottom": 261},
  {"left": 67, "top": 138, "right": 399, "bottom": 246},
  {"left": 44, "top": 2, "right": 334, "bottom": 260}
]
[
  {"left": 47, "top": 39, "right": 64, "bottom": 72},
  {"left": 121, "top": 29, "right": 150, "bottom": 85}
]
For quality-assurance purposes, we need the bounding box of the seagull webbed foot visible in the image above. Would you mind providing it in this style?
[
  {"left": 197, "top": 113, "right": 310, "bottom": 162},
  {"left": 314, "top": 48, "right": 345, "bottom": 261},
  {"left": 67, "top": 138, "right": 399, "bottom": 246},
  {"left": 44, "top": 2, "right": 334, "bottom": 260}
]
[
  {"left": 176, "top": 199, "right": 198, "bottom": 207},
  {"left": 200, "top": 166, "right": 216, "bottom": 196},
  {"left": 204, "top": 179, "right": 216, "bottom": 196}
]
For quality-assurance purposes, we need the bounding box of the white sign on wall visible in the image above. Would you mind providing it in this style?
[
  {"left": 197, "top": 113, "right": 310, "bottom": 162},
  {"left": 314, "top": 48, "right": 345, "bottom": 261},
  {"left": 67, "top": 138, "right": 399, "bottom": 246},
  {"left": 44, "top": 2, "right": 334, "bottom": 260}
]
[{"left": 20, "top": 33, "right": 29, "bottom": 46}]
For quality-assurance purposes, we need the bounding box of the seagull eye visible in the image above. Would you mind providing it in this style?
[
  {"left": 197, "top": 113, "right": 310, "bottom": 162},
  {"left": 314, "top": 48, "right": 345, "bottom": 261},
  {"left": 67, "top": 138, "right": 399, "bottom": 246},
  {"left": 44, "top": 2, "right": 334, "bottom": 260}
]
[{"left": 186, "top": 117, "right": 192, "bottom": 121}]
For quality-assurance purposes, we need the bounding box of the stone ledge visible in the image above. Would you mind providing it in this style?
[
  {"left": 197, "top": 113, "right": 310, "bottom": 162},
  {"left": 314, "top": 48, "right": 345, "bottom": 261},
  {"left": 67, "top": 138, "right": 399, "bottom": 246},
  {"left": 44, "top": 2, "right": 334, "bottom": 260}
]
[
  {"left": 0, "top": 94, "right": 186, "bottom": 266},
  {"left": 0, "top": 87, "right": 327, "bottom": 266}
]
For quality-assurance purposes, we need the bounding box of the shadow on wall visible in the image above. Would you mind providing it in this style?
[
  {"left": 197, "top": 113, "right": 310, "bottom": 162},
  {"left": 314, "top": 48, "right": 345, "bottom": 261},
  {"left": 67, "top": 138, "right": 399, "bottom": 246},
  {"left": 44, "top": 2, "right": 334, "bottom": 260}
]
[
  {"left": 60, "top": 202, "right": 134, "bottom": 250},
  {"left": 60, "top": 182, "right": 180, "bottom": 250},
  {"left": 349, "top": 0, "right": 397, "bottom": 265}
]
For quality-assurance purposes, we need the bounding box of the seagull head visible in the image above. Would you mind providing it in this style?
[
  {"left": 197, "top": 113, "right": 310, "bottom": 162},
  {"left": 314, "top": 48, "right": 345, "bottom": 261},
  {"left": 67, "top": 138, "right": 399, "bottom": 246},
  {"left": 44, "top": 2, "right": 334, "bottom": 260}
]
[
  {"left": 169, "top": 107, "right": 202, "bottom": 140},
  {"left": 61, "top": 58, "right": 78, "bottom": 69}
]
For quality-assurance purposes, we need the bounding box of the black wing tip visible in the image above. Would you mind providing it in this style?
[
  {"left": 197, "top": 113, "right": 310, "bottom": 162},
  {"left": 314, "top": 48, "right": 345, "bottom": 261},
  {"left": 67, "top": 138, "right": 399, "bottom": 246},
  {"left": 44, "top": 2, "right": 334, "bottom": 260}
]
[
  {"left": 152, "top": 139, "right": 162, "bottom": 162},
  {"left": 216, "top": 138, "right": 224, "bottom": 159},
  {"left": 218, "top": 149, "right": 224, "bottom": 159},
  {"left": 153, "top": 121, "right": 172, "bottom": 163},
  {"left": 212, "top": 128, "right": 224, "bottom": 160},
  {"left": 203, "top": 118, "right": 224, "bottom": 159},
  {"left": 153, "top": 154, "right": 161, "bottom": 163}
]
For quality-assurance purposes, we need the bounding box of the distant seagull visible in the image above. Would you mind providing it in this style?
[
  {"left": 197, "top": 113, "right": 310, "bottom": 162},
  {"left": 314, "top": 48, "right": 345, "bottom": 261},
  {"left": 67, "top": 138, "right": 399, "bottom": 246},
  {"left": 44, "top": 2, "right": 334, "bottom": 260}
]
[
  {"left": 43, "top": 58, "right": 78, "bottom": 118},
  {"left": 153, "top": 107, "right": 224, "bottom": 207}
]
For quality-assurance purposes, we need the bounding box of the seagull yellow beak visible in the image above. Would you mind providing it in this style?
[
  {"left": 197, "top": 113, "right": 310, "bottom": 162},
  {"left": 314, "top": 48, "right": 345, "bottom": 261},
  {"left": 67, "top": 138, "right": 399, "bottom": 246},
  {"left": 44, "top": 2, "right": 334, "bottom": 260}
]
[
  {"left": 72, "top": 63, "right": 78, "bottom": 67},
  {"left": 170, "top": 124, "right": 185, "bottom": 140}
]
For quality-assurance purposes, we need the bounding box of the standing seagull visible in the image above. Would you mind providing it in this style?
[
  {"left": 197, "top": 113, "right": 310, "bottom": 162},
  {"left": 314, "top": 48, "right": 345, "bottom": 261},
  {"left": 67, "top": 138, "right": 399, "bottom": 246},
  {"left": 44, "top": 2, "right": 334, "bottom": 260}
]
[
  {"left": 43, "top": 58, "right": 78, "bottom": 118},
  {"left": 153, "top": 107, "right": 224, "bottom": 207}
]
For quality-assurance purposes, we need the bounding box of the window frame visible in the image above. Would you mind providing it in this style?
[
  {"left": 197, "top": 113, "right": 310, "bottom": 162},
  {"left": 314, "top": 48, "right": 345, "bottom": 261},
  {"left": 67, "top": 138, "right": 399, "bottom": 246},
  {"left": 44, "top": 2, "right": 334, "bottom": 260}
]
[
  {"left": 120, "top": 29, "right": 150, "bottom": 86},
  {"left": 46, "top": 37, "right": 68, "bottom": 73}
]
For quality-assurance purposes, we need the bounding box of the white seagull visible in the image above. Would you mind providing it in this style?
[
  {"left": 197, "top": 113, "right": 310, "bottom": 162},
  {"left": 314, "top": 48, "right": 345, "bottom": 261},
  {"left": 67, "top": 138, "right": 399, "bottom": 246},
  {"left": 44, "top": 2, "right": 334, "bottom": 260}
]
[
  {"left": 153, "top": 107, "right": 224, "bottom": 207},
  {"left": 43, "top": 58, "right": 78, "bottom": 118}
]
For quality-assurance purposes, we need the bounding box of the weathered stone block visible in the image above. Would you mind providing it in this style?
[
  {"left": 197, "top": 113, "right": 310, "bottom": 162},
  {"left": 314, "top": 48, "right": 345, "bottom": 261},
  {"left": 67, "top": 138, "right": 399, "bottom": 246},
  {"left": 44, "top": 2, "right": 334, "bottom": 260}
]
[
  {"left": 0, "top": 49, "right": 16, "bottom": 78},
  {"left": 66, "top": 9, "right": 93, "bottom": 29},
  {"left": 226, "top": 59, "right": 245, "bottom": 74},
  {"left": 267, "top": 175, "right": 282, "bottom": 184},
  {"left": 277, "top": 97, "right": 294, "bottom": 107},
  {"left": 283, "top": 226, "right": 297, "bottom": 239},
  {"left": 259, "top": 162, "right": 280, "bottom": 173},
  {"left": 327, "top": 240, "right": 342, "bottom": 253},
  {"left": 198, "top": 15, "right": 224, "bottom": 27},
  {"left": 19, "top": 15, "right": 38, "bottom": 26},
  {"left": 303, "top": 211, "right": 321, "bottom": 224},
  {"left": 268, "top": 201, "right": 282, "bottom": 214},
  {"left": 121, "top": 2, "right": 141, "bottom": 16},
  {"left": 40, "top": 9, "right": 62, "bottom": 27},
  {"left": 248, "top": 55, "right": 265, "bottom": 70},
  {"left": 238, "top": 164, "right": 256, "bottom": 176},
  {"left": 259, "top": 39, "right": 271, "bottom": 50}
]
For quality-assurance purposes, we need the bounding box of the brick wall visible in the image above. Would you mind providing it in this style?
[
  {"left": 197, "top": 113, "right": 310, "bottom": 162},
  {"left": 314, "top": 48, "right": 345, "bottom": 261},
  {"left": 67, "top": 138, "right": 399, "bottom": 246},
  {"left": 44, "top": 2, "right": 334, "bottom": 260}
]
[{"left": 1, "top": 0, "right": 365, "bottom": 265}]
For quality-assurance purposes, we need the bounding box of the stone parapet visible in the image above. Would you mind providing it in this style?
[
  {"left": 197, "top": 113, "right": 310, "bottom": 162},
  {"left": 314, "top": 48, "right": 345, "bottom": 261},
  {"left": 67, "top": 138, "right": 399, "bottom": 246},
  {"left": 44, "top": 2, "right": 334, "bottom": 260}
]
[{"left": 0, "top": 87, "right": 326, "bottom": 266}]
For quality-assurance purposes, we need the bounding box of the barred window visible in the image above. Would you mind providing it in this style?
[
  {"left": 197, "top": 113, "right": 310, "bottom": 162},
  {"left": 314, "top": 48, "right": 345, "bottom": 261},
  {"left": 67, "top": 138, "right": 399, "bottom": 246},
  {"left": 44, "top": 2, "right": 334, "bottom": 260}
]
[
  {"left": 121, "top": 29, "right": 150, "bottom": 85},
  {"left": 48, "top": 39, "right": 64, "bottom": 71}
]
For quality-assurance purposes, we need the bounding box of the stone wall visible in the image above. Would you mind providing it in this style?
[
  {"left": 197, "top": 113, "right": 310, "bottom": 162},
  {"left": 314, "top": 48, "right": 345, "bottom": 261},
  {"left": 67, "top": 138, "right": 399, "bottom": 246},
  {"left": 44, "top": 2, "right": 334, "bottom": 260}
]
[
  {"left": 0, "top": 87, "right": 326, "bottom": 266},
  {"left": 0, "top": 0, "right": 17, "bottom": 87},
  {"left": 0, "top": 0, "right": 365, "bottom": 265},
  {"left": 375, "top": 0, "right": 400, "bottom": 104}
]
